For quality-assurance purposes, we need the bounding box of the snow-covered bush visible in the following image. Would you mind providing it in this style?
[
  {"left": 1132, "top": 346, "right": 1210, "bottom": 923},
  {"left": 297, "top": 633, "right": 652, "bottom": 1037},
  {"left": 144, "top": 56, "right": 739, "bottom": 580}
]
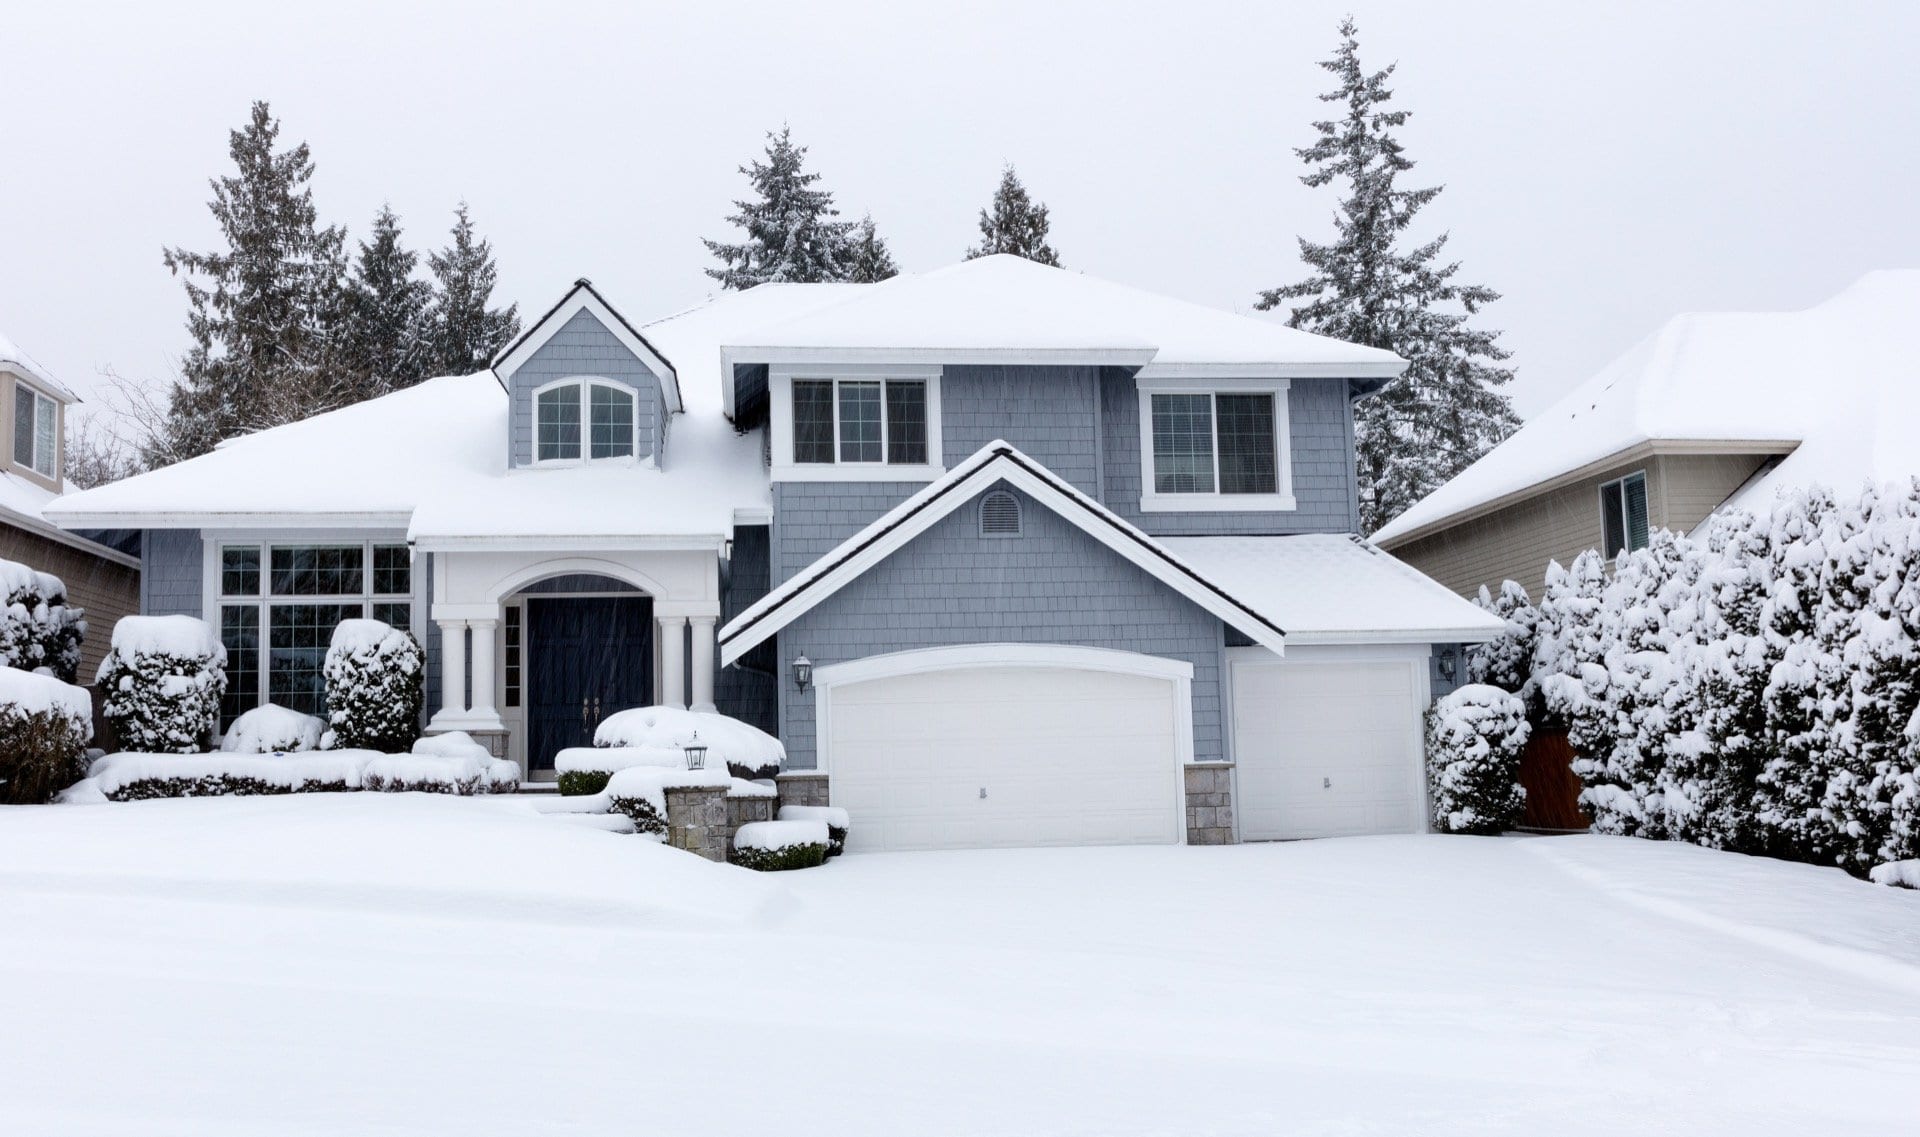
[
  {"left": 555, "top": 743, "right": 686, "bottom": 796},
  {"left": 1869, "top": 859, "right": 1920, "bottom": 889},
  {"left": 1425, "top": 684, "right": 1529, "bottom": 835},
  {"left": 322, "top": 619, "right": 424, "bottom": 752},
  {"left": 219, "top": 704, "right": 324, "bottom": 754},
  {"left": 0, "top": 665, "right": 93, "bottom": 804},
  {"left": 601, "top": 765, "right": 742, "bottom": 837},
  {"left": 594, "top": 705, "right": 785, "bottom": 780},
  {"left": 732, "top": 819, "right": 830, "bottom": 871},
  {"left": 0, "top": 558, "right": 86, "bottom": 683},
  {"left": 778, "top": 804, "right": 850, "bottom": 857},
  {"left": 1468, "top": 580, "right": 1539, "bottom": 708},
  {"left": 90, "top": 751, "right": 373, "bottom": 800},
  {"left": 96, "top": 616, "right": 225, "bottom": 754}
]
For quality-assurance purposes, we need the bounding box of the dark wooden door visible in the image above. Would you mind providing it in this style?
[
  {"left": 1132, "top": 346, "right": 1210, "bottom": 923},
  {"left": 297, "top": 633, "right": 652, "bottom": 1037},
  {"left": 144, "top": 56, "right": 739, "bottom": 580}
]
[{"left": 526, "top": 596, "right": 652, "bottom": 771}]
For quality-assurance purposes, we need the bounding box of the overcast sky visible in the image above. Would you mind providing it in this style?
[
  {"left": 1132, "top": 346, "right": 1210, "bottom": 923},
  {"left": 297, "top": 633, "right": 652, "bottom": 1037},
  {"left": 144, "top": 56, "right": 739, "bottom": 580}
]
[{"left": 3, "top": 0, "right": 1916, "bottom": 432}]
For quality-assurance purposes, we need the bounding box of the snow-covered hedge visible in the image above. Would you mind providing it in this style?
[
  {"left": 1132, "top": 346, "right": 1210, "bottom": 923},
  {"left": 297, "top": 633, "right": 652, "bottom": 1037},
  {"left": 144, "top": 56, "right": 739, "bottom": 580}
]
[
  {"left": 323, "top": 619, "right": 423, "bottom": 752},
  {"left": 219, "top": 704, "right": 325, "bottom": 754},
  {"left": 1471, "top": 481, "right": 1920, "bottom": 878},
  {"left": 593, "top": 706, "right": 785, "bottom": 780},
  {"left": 362, "top": 753, "right": 516, "bottom": 795},
  {"left": 554, "top": 744, "right": 686, "bottom": 796},
  {"left": 778, "top": 804, "right": 850, "bottom": 857},
  {"left": 96, "top": 616, "right": 225, "bottom": 754},
  {"left": 0, "top": 557, "right": 86, "bottom": 684},
  {"left": 0, "top": 665, "right": 93, "bottom": 804},
  {"left": 732, "top": 819, "right": 830, "bottom": 871},
  {"left": 90, "top": 751, "right": 376, "bottom": 800},
  {"left": 602, "top": 765, "right": 736, "bottom": 836},
  {"left": 1425, "top": 685, "right": 1529, "bottom": 835}
]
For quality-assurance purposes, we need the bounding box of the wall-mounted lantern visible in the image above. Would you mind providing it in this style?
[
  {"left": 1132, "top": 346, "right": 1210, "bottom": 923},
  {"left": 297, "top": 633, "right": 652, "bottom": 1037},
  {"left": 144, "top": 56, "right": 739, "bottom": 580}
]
[
  {"left": 682, "top": 731, "right": 708, "bottom": 771},
  {"left": 793, "top": 654, "right": 813, "bottom": 691},
  {"left": 1438, "top": 647, "right": 1459, "bottom": 682}
]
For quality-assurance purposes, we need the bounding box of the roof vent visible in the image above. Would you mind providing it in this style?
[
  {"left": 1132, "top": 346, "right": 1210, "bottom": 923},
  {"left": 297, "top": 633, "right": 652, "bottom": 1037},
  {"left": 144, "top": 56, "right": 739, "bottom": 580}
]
[{"left": 980, "top": 491, "right": 1022, "bottom": 537}]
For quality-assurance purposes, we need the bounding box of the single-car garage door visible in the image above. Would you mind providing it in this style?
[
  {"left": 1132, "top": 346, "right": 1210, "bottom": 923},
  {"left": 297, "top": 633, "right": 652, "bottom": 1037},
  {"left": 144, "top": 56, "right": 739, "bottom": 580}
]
[
  {"left": 1232, "top": 652, "right": 1428, "bottom": 840},
  {"left": 822, "top": 652, "right": 1188, "bottom": 852}
]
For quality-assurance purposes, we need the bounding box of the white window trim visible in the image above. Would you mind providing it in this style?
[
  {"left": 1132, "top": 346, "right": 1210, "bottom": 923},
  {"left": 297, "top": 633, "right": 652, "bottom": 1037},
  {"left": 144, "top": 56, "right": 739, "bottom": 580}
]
[
  {"left": 200, "top": 532, "right": 421, "bottom": 739},
  {"left": 1599, "top": 469, "right": 1650, "bottom": 556},
  {"left": 1137, "top": 377, "right": 1296, "bottom": 513},
  {"left": 529, "top": 377, "right": 643, "bottom": 468},
  {"left": 769, "top": 363, "right": 944, "bottom": 483},
  {"left": 11, "top": 380, "right": 58, "bottom": 481}
]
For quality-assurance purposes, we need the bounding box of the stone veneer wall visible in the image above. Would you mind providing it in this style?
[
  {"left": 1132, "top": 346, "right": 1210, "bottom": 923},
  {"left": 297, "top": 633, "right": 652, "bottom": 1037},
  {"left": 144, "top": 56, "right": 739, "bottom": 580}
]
[
  {"left": 1184, "top": 764, "right": 1236, "bottom": 845},
  {"left": 664, "top": 786, "right": 729, "bottom": 862},
  {"left": 723, "top": 794, "right": 775, "bottom": 862},
  {"left": 776, "top": 773, "right": 830, "bottom": 810}
]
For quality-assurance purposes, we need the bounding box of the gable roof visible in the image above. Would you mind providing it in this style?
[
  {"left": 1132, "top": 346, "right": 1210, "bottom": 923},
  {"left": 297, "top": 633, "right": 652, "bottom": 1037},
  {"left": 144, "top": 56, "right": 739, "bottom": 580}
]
[
  {"left": 1372, "top": 271, "right": 1920, "bottom": 547},
  {"left": 717, "top": 439, "right": 1290, "bottom": 666},
  {"left": 492, "top": 279, "right": 683, "bottom": 412},
  {"left": 0, "top": 328, "right": 77, "bottom": 402}
]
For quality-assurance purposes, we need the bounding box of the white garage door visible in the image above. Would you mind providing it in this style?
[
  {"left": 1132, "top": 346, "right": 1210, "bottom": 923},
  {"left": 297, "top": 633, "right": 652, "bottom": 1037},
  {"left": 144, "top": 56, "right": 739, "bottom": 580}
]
[
  {"left": 825, "top": 662, "right": 1185, "bottom": 852},
  {"left": 1232, "top": 655, "right": 1427, "bottom": 840}
]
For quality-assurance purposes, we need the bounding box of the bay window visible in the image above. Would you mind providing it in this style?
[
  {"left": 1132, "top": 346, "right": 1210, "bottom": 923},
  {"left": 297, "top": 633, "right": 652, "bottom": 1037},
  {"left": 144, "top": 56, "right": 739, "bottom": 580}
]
[{"left": 1139, "top": 381, "right": 1293, "bottom": 511}]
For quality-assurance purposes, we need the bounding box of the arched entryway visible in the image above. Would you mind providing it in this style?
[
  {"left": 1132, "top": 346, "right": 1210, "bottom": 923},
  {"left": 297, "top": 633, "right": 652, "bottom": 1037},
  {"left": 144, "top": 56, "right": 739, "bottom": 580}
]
[{"left": 505, "top": 574, "right": 653, "bottom": 777}]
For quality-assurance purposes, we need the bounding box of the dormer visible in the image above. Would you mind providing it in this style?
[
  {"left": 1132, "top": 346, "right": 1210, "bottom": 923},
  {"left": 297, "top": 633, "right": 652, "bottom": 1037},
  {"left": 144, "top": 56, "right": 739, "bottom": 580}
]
[
  {"left": 491, "top": 279, "right": 681, "bottom": 470},
  {"left": 1, "top": 336, "right": 74, "bottom": 493}
]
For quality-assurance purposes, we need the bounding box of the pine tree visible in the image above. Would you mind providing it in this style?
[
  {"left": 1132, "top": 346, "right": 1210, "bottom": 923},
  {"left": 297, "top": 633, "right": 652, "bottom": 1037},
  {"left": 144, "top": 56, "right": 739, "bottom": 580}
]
[
  {"left": 425, "top": 203, "right": 520, "bottom": 375},
  {"left": 847, "top": 213, "right": 900, "bottom": 282},
  {"left": 340, "top": 205, "right": 433, "bottom": 398},
  {"left": 154, "top": 101, "right": 348, "bottom": 465},
  {"left": 1258, "top": 18, "right": 1519, "bottom": 534},
  {"left": 965, "top": 165, "right": 1061, "bottom": 265},
  {"left": 704, "top": 126, "right": 854, "bottom": 289}
]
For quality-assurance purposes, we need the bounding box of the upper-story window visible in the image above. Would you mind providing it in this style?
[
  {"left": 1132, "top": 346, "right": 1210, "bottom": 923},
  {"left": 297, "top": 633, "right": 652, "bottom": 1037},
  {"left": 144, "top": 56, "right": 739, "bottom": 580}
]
[
  {"left": 13, "top": 382, "right": 57, "bottom": 479},
  {"left": 1600, "top": 471, "right": 1649, "bottom": 557},
  {"left": 535, "top": 380, "right": 636, "bottom": 463},
  {"left": 792, "top": 378, "right": 929, "bottom": 466},
  {"left": 1138, "top": 380, "right": 1294, "bottom": 512}
]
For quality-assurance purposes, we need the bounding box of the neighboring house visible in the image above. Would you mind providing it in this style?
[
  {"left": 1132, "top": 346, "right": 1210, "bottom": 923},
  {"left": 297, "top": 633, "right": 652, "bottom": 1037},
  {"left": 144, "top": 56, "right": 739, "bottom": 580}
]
[
  {"left": 0, "top": 330, "right": 140, "bottom": 681},
  {"left": 1372, "top": 272, "right": 1920, "bottom": 598},
  {"left": 48, "top": 256, "right": 1500, "bottom": 851}
]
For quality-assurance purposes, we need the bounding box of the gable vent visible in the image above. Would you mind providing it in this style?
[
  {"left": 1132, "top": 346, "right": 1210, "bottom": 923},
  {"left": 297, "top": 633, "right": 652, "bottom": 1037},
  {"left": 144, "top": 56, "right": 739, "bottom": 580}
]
[{"left": 980, "top": 491, "right": 1022, "bottom": 537}]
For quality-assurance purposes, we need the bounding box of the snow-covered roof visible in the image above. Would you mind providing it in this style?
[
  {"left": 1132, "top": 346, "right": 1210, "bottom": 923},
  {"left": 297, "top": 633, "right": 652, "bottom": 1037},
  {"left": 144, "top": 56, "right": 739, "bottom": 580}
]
[
  {"left": 1372, "top": 271, "right": 1920, "bottom": 546},
  {"left": 719, "top": 255, "right": 1406, "bottom": 380},
  {"left": 642, "top": 282, "right": 865, "bottom": 416},
  {"left": 1159, "top": 535, "right": 1506, "bottom": 644},
  {"left": 0, "top": 328, "right": 77, "bottom": 402},
  {"left": 492, "top": 279, "right": 683, "bottom": 412}
]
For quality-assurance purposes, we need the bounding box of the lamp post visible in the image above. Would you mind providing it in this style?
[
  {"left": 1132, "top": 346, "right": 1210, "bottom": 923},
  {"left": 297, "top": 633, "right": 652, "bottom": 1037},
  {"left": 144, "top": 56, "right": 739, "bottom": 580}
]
[{"left": 682, "top": 731, "right": 708, "bottom": 771}]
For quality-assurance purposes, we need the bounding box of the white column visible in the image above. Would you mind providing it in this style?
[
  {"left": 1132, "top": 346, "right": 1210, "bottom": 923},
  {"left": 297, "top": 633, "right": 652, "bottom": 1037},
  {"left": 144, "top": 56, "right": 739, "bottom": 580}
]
[
  {"left": 659, "top": 615, "right": 688, "bottom": 709},
  {"left": 689, "top": 616, "right": 717, "bottom": 713},
  {"left": 467, "top": 618, "right": 500, "bottom": 725},
  {"left": 432, "top": 618, "right": 467, "bottom": 727}
]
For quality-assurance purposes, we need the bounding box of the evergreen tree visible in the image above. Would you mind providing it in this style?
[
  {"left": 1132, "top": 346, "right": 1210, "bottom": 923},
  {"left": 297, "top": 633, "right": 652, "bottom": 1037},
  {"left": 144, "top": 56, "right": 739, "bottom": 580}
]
[
  {"left": 965, "top": 165, "right": 1061, "bottom": 265},
  {"left": 340, "top": 204, "right": 433, "bottom": 398},
  {"left": 847, "top": 213, "right": 900, "bottom": 282},
  {"left": 1258, "top": 18, "right": 1519, "bottom": 534},
  {"left": 425, "top": 203, "right": 520, "bottom": 375},
  {"left": 704, "top": 126, "right": 853, "bottom": 289},
  {"left": 154, "top": 101, "right": 348, "bottom": 465}
]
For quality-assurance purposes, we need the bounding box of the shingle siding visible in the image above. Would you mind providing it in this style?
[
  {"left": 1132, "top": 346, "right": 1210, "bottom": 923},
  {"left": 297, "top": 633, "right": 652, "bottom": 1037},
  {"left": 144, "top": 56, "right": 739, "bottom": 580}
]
[
  {"left": 507, "top": 309, "right": 665, "bottom": 467},
  {"left": 140, "top": 529, "right": 202, "bottom": 617},
  {"left": 774, "top": 483, "right": 1227, "bottom": 770}
]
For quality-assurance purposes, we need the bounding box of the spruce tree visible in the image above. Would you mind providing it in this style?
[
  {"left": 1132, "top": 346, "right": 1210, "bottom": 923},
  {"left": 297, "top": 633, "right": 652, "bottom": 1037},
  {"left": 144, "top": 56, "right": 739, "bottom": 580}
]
[
  {"left": 847, "top": 213, "right": 900, "bottom": 282},
  {"left": 1258, "top": 18, "right": 1519, "bottom": 534},
  {"left": 965, "top": 165, "right": 1061, "bottom": 265},
  {"left": 341, "top": 204, "right": 433, "bottom": 398},
  {"left": 704, "top": 126, "right": 853, "bottom": 289},
  {"left": 425, "top": 203, "right": 520, "bottom": 375},
  {"left": 154, "top": 101, "right": 348, "bottom": 465}
]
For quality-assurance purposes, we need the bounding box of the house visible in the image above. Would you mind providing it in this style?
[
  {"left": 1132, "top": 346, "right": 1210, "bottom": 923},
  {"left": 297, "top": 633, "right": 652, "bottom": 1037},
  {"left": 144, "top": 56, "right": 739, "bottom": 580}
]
[
  {"left": 46, "top": 256, "right": 1501, "bottom": 851},
  {"left": 0, "top": 330, "right": 141, "bottom": 681},
  {"left": 1371, "top": 272, "right": 1920, "bottom": 598}
]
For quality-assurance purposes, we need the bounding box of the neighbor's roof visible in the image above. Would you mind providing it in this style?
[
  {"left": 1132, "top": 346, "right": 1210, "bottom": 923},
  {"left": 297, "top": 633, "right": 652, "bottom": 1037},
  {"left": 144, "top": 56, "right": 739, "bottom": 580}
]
[
  {"left": 718, "top": 255, "right": 1407, "bottom": 379},
  {"left": 1372, "top": 271, "right": 1920, "bottom": 546},
  {"left": 1159, "top": 535, "right": 1506, "bottom": 644},
  {"left": 0, "top": 328, "right": 77, "bottom": 402}
]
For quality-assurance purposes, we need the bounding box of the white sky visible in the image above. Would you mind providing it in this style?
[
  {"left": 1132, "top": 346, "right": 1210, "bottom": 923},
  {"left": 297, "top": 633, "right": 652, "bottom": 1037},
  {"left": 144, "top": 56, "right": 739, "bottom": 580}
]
[{"left": 3, "top": 0, "right": 1916, "bottom": 428}]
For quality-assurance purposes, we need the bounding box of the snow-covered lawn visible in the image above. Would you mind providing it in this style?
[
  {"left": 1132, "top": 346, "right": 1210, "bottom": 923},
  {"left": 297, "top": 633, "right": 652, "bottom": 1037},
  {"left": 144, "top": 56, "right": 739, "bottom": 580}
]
[{"left": 2, "top": 796, "right": 1916, "bottom": 1136}]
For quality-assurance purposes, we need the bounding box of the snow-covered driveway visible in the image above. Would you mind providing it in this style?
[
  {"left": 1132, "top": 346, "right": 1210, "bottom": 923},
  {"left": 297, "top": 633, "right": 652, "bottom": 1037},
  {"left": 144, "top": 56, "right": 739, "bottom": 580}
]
[{"left": 1, "top": 795, "right": 1915, "bottom": 1136}]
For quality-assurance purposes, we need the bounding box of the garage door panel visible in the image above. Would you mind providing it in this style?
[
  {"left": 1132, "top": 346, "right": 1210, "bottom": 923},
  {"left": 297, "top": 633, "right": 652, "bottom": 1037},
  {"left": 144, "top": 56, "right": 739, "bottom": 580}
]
[{"left": 828, "top": 663, "right": 1182, "bottom": 853}]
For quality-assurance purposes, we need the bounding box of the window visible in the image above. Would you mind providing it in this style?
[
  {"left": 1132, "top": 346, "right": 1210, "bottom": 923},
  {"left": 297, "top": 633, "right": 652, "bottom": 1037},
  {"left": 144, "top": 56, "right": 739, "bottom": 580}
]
[
  {"left": 12, "top": 383, "right": 56, "bottom": 479},
  {"left": 1600, "top": 472, "right": 1650, "bottom": 558},
  {"left": 980, "top": 490, "right": 1022, "bottom": 537},
  {"left": 790, "top": 378, "right": 931, "bottom": 467},
  {"left": 536, "top": 380, "right": 636, "bottom": 463},
  {"left": 216, "top": 541, "right": 414, "bottom": 729},
  {"left": 503, "top": 605, "right": 522, "bottom": 709},
  {"left": 1143, "top": 387, "right": 1287, "bottom": 508}
]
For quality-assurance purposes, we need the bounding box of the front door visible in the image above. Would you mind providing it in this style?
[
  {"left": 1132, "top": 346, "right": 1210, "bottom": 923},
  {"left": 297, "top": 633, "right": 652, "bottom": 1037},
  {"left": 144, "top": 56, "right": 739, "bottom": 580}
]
[{"left": 526, "top": 596, "right": 653, "bottom": 772}]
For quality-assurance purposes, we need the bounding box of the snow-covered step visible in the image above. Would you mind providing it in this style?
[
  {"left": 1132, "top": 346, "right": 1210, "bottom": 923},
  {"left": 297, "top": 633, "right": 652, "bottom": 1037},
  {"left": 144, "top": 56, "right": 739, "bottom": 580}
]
[
  {"left": 529, "top": 793, "right": 611, "bottom": 815},
  {"left": 546, "top": 812, "right": 636, "bottom": 835}
]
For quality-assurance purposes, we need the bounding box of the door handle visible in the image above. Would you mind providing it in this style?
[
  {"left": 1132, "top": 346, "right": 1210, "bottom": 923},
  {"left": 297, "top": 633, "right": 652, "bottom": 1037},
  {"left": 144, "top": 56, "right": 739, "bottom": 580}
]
[{"left": 1323, "top": 777, "right": 1332, "bottom": 790}]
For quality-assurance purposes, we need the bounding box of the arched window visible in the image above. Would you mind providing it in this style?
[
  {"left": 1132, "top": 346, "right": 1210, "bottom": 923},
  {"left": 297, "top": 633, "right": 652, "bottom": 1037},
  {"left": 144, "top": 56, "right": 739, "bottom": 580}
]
[
  {"left": 980, "top": 490, "right": 1022, "bottom": 537},
  {"left": 536, "top": 380, "right": 636, "bottom": 463}
]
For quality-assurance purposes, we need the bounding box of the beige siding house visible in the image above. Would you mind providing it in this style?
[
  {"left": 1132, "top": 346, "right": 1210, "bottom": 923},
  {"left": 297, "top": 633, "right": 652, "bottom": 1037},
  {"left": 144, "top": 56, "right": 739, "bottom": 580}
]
[{"left": 1373, "top": 273, "right": 1920, "bottom": 598}]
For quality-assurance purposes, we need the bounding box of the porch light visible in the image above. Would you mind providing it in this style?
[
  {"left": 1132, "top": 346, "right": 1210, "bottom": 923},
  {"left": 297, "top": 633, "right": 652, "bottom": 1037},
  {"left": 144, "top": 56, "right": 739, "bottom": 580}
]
[
  {"left": 682, "top": 732, "right": 708, "bottom": 771},
  {"left": 1438, "top": 647, "right": 1458, "bottom": 681},
  {"left": 792, "top": 654, "right": 813, "bottom": 691}
]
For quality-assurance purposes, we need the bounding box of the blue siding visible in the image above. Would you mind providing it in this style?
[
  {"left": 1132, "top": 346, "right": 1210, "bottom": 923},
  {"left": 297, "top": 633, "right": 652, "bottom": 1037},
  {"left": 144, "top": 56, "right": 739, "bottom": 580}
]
[
  {"left": 507, "top": 309, "right": 666, "bottom": 467},
  {"left": 140, "top": 529, "right": 202, "bottom": 616},
  {"left": 940, "top": 365, "right": 1102, "bottom": 495},
  {"left": 775, "top": 482, "right": 1227, "bottom": 770}
]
